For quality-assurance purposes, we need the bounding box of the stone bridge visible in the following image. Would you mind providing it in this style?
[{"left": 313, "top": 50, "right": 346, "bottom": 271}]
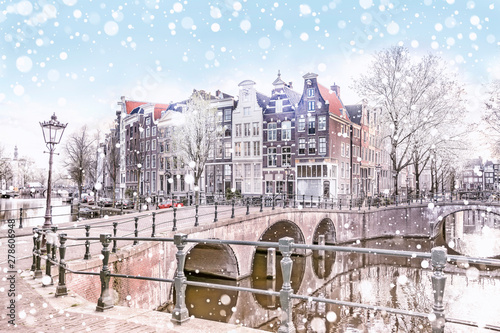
[{"left": 64, "top": 201, "right": 499, "bottom": 316}]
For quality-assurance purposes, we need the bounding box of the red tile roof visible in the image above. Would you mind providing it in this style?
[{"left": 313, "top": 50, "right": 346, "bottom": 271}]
[
  {"left": 125, "top": 101, "right": 169, "bottom": 120},
  {"left": 317, "top": 84, "right": 348, "bottom": 120}
]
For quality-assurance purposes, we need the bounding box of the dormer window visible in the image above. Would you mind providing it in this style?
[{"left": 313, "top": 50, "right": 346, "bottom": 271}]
[
  {"left": 306, "top": 79, "right": 312, "bottom": 86},
  {"left": 275, "top": 99, "right": 283, "bottom": 113}
]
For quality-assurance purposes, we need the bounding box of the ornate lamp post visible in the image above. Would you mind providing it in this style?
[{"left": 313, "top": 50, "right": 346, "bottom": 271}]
[{"left": 40, "top": 113, "right": 67, "bottom": 230}]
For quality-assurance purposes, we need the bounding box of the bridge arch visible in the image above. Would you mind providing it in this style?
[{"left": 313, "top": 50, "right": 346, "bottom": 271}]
[
  {"left": 312, "top": 217, "right": 337, "bottom": 244},
  {"left": 184, "top": 241, "right": 240, "bottom": 279},
  {"left": 258, "top": 219, "right": 306, "bottom": 245}
]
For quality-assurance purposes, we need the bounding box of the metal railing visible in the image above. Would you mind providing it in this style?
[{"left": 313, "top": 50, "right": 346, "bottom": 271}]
[{"left": 29, "top": 226, "right": 500, "bottom": 333}]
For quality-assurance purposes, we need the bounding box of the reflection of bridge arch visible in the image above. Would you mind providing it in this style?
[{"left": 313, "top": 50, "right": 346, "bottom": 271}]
[{"left": 184, "top": 241, "right": 240, "bottom": 279}]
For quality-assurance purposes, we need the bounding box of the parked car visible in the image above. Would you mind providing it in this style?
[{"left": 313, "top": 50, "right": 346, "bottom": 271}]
[
  {"left": 99, "top": 197, "right": 113, "bottom": 207},
  {"left": 86, "top": 196, "right": 95, "bottom": 204},
  {"left": 158, "top": 200, "right": 184, "bottom": 209},
  {"left": 115, "top": 199, "right": 131, "bottom": 209}
]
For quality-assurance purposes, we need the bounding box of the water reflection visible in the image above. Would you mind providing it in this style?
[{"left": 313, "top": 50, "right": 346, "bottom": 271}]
[
  {"left": 0, "top": 198, "right": 73, "bottom": 228},
  {"left": 175, "top": 236, "right": 500, "bottom": 332},
  {"left": 442, "top": 209, "right": 500, "bottom": 257}
]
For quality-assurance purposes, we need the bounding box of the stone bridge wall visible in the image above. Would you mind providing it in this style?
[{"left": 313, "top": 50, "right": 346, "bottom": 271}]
[{"left": 65, "top": 202, "right": 499, "bottom": 310}]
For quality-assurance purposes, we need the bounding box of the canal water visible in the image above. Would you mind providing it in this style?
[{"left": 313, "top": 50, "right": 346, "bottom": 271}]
[
  {"left": 178, "top": 211, "right": 500, "bottom": 332},
  {"left": 0, "top": 198, "right": 74, "bottom": 228}
]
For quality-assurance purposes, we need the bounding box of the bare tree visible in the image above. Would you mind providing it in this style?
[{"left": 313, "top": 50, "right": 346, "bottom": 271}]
[
  {"left": 172, "top": 91, "right": 220, "bottom": 205},
  {"left": 483, "top": 80, "right": 500, "bottom": 157},
  {"left": 62, "top": 126, "right": 95, "bottom": 201},
  {"left": 354, "top": 46, "right": 466, "bottom": 194}
]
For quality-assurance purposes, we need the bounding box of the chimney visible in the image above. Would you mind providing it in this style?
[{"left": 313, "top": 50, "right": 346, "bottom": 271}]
[
  {"left": 330, "top": 83, "right": 340, "bottom": 97},
  {"left": 288, "top": 82, "right": 293, "bottom": 89},
  {"left": 216, "top": 89, "right": 222, "bottom": 98}
]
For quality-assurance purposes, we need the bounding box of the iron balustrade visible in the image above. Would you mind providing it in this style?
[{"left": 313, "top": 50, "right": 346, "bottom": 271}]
[{"left": 29, "top": 231, "right": 500, "bottom": 333}]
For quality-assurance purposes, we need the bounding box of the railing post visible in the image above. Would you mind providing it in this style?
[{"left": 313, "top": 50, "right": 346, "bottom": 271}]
[
  {"left": 44, "top": 231, "right": 54, "bottom": 286},
  {"left": 172, "top": 206, "right": 178, "bottom": 231},
  {"left": 121, "top": 202, "right": 124, "bottom": 215},
  {"left": 100, "top": 203, "right": 103, "bottom": 218},
  {"left": 278, "top": 237, "right": 295, "bottom": 333},
  {"left": 84, "top": 224, "right": 91, "bottom": 259},
  {"left": 134, "top": 217, "right": 139, "bottom": 245},
  {"left": 77, "top": 202, "right": 81, "bottom": 220},
  {"left": 151, "top": 212, "right": 156, "bottom": 237},
  {"left": 259, "top": 195, "right": 263, "bottom": 213},
  {"left": 34, "top": 230, "right": 43, "bottom": 279},
  {"left": 431, "top": 247, "right": 447, "bottom": 333},
  {"left": 349, "top": 198, "right": 352, "bottom": 210},
  {"left": 194, "top": 204, "right": 199, "bottom": 226},
  {"left": 293, "top": 194, "right": 296, "bottom": 209},
  {"left": 96, "top": 234, "right": 113, "bottom": 312},
  {"left": 171, "top": 233, "right": 189, "bottom": 324},
  {"left": 246, "top": 198, "right": 250, "bottom": 215},
  {"left": 272, "top": 195, "right": 275, "bottom": 210},
  {"left": 310, "top": 195, "right": 313, "bottom": 207},
  {"left": 214, "top": 201, "right": 218, "bottom": 222},
  {"left": 267, "top": 248, "right": 276, "bottom": 279},
  {"left": 112, "top": 222, "right": 118, "bottom": 253},
  {"left": 318, "top": 196, "right": 321, "bottom": 208},
  {"left": 55, "top": 233, "right": 68, "bottom": 297},
  {"left": 302, "top": 194, "right": 305, "bottom": 208},
  {"left": 231, "top": 198, "right": 235, "bottom": 217},
  {"left": 19, "top": 207, "right": 23, "bottom": 229},
  {"left": 31, "top": 228, "right": 38, "bottom": 272},
  {"left": 339, "top": 198, "right": 342, "bottom": 210}
]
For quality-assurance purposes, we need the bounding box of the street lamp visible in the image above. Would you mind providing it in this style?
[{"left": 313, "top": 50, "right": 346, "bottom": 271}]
[{"left": 40, "top": 113, "right": 67, "bottom": 230}]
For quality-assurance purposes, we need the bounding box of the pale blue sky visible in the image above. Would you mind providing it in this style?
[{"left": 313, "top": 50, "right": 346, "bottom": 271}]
[{"left": 1, "top": 0, "right": 499, "bottom": 166}]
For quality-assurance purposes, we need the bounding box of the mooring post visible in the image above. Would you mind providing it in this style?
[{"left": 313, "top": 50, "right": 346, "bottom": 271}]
[
  {"left": 260, "top": 195, "right": 263, "bottom": 212},
  {"left": 214, "top": 201, "right": 218, "bottom": 222},
  {"left": 96, "top": 234, "right": 113, "bottom": 312},
  {"left": 84, "top": 224, "right": 91, "bottom": 259},
  {"left": 112, "top": 222, "right": 118, "bottom": 253},
  {"left": 172, "top": 206, "right": 178, "bottom": 231},
  {"left": 19, "top": 207, "right": 23, "bottom": 229},
  {"left": 339, "top": 198, "right": 342, "bottom": 210},
  {"left": 151, "top": 212, "right": 156, "bottom": 237},
  {"left": 302, "top": 194, "right": 305, "bottom": 208},
  {"left": 231, "top": 197, "right": 235, "bottom": 217},
  {"left": 133, "top": 217, "right": 139, "bottom": 245},
  {"left": 194, "top": 204, "right": 199, "bottom": 226},
  {"left": 246, "top": 198, "right": 250, "bottom": 215},
  {"left": 34, "top": 229, "right": 43, "bottom": 279},
  {"left": 171, "top": 233, "right": 190, "bottom": 325},
  {"left": 55, "top": 233, "right": 68, "bottom": 297},
  {"left": 266, "top": 247, "right": 276, "bottom": 280},
  {"left": 431, "top": 247, "right": 447, "bottom": 333},
  {"left": 278, "top": 237, "right": 295, "bottom": 333},
  {"left": 44, "top": 231, "right": 53, "bottom": 286},
  {"left": 31, "top": 228, "right": 38, "bottom": 272}
]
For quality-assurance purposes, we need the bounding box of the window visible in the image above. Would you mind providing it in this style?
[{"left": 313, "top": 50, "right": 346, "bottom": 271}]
[
  {"left": 152, "top": 155, "right": 156, "bottom": 168},
  {"left": 282, "top": 147, "right": 291, "bottom": 166},
  {"left": 146, "top": 117, "right": 151, "bottom": 126},
  {"left": 244, "top": 107, "right": 251, "bottom": 116},
  {"left": 152, "top": 171, "right": 156, "bottom": 192},
  {"left": 281, "top": 121, "right": 291, "bottom": 141},
  {"left": 275, "top": 99, "right": 283, "bottom": 113},
  {"left": 235, "top": 124, "right": 242, "bottom": 137},
  {"left": 216, "top": 141, "right": 223, "bottom": 158},
  {"left": 298, "top": 118, "right": 305, "bottom": 132},
  {"left": 225, "top": 164, "right": 231, "bottom": 177},
  {"left": 253, "top": 141, "right": 260, "bottom": 156},
  {"left": 225, "top": 142, "right": 231, "bottom": 158},
  {"left": 146, "top": 155, "right": 150, "bottom": 169},
  {"left": 266, "top": 181, "right": 273, "bottom": 194},
  {"left": 146, "top": 141, "right": 151, "bottom": 151},
  {"left": 244, "top": 141, "right": 251, "bottom": 156},
  {"left": 319, "top": 116, "right": 326, "bottom": 131},
  {"left": 308, "top": 100, "right": 315, "bottom": 111},
  {"left": 235, "top": 142, "right": 241, "bottom": 157},
  {"left": 268, "top": 148, "right": 277, "bottom": 167},
  {"left": 252, "top": 122, "right": 259, "bottom": 136},
  {"left": 244, "top": 164, "right": 251, "bottom": 192},
  {"left": 341, "top": 162, "right": 345, "bottom": 178},
  {"left": 308, "top": 118, "right": 316, "bottom": 135},
  {"left": 217, "top": 111, "right": 223, "bottom": 122},
  {"left": 224, "top": 109, "right": 231, "bottom": 121},
  {"left": 268, "top": 123, "right": 277, "bottom": 141},
  {"left": 146, "top": 127, "right": 150, "bottom": 138},
  {"left": 346, "top": 145, "right": 349, "bottom": 158},
  {"left": 319, "top": 137, "right": 326, "bottom": 154},
  {"left": 308, "top": 138, "right": 316, "bottom": 154},
  {"left": 140, "top": 142, "right": 144, "bottom": 152},
  {"left": 146, "top": 171, "right": 150, "bottom": 182},
  {"left": 152, "top": 126, "right": 156, "bottom": 136},
  {"left": 225, "top": 127, "right": 231, "bottom": 137},
  {"left": 298, "top": 138, "right": 306, "bottom": 155},
  {"left": 244, "top": 123, "right": 251, "bottom": 137},
  {"left": 307, "top": 88, "right": 314, "bottom": 97},
  {"left": 152, "top": 139, "right": 156, "bottom": 151},
  {"left": 341, "top": 143, "right": 345, "bottom": 157},
  {"left": 253, "top": 164, "right": 261, "bottom": 192}
]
